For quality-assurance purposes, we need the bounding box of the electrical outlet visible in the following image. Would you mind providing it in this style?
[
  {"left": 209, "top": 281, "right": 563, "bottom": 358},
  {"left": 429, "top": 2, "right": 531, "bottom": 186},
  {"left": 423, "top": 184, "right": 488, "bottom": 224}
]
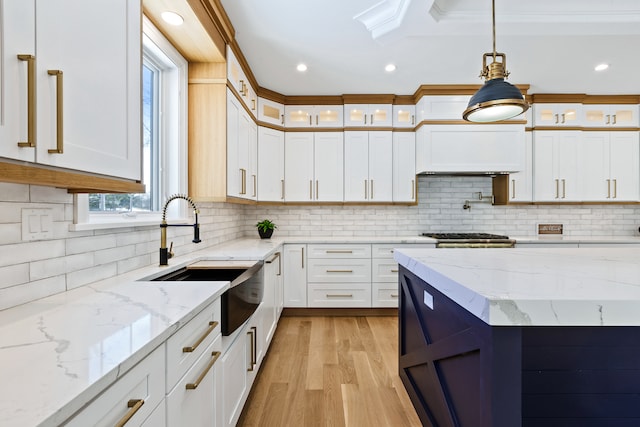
[{"left": 22, "top": 208, "right": 53, "bottom": 241}]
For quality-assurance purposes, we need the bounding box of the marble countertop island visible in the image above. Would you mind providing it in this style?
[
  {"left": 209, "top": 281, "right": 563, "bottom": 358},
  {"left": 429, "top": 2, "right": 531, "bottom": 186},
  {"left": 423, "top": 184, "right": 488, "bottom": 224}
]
[{"left": 394, "top": 247, "right": 640, "bottom": 326}]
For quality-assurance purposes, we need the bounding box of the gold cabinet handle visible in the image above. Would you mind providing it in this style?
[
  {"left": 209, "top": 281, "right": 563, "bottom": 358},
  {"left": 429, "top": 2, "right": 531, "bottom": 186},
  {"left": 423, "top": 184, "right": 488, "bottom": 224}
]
[
  {"left": 252, "top": 174, "right": 256, "bottom": 197},
  {"left": 47, "top": 70, "right": 64, "bottom": 154},
  {"left": 391, "top": 294, "right": 399, "bottom": 298},
  {"left": 411, "top": 179, "right": 415, "bottom": 200},
  {"left": 561, "top": 113, "right": 566, "bottom": 124},
  {"left": 251, "top": 99, "right": 256, "bottom": 111},
  {"left": 186, "top": 351, "right": 221, "bottom": 390},
  {"left": 183, "top": 321, "right": 218, "bottom": 353},
  {"left": 316, "top": 115, "right": 318, "bottom": 126},
  {"left": 364, "top": 114, "right": 367, "bottom": 125},
  {"left": 326, "top": 250, "right": 353, "bottom": 254},
  {"left": 326, "top": 294, "right": 353, "bottom": 298},
  {"left": 309, "top": 115, "right": 312, "bottom": 126},
  {"left": 370, "top": 180, "right": 374, "bottom": 199},
  {"left": 309, "top": 180, "right": 313, "bottom": 200},
  {"left": 247, "top": 326, "right": 257, "bottom": 371},
  {"left": 280, "top": 114, "right": 284, "bottom": 125},
  {"left": 391, "top": 269, "right": 399, "bottom": 273},
  {"left": 277, "top": 251, "right": 282, "bottom": 275},
  {"left": 316, "top": 180, "right": 319, "bottom": 199},
  {"left": 370, "top": 114, "right": 374, "bottom": 124},
  {"left": 562, "top": 179, "right": 566, "bottom": 199},
  {"left": 555, "top": 179, "right": 559, "bottom": 199},
  {"left": 612, "top": 114, "right": 617, "bottom": 125},
  {"left": 411, "top": 114, "right": 415, "bottom": 125},
  {"left": 239, "top": 79, "right": 244, "bottom": 95},
  {"left": 554, "top": 114, "right": 559, "bottom": 124},
  {"left": 17, "top": 55, "right": 36, "bottom": 148},
  {"left": 281, "top": 179, "right": 285, "bottom": 200},
  {"left": 613, "top": 179, "right": 617, "bottom": 198},
  {"left": 301, "top": 246, "right": 304, "bottom": 268},
  {"left": 606, "top": 114, "right": 611, "bottom": 125},
  {"left": 364, "top": 180, "right": 368, "bottom": 199},
  {"left": 607, "top": 179, "right": 611, "bottom": 198},
  {"left": 326, "top": 269, "right": 353, "bottom": 273},
  {"left": 115, "top": 399, "right": 145, "bottom": 427}
]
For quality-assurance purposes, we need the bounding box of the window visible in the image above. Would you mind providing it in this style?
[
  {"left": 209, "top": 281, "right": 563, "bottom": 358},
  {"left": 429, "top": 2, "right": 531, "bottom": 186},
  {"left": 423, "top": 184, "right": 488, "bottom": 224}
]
[{"left": 73, "top": 17, "right": 188, "bottom": 229}]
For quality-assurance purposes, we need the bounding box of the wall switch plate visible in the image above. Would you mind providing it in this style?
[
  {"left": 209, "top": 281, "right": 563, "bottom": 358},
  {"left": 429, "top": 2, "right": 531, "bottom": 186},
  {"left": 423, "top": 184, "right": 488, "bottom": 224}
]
[{"left": 22, "top": 208, "right": 53, "bottom": 241}]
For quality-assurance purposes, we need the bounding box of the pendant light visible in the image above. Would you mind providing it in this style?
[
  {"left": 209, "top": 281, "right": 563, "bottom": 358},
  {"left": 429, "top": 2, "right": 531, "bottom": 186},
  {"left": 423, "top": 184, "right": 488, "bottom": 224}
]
[{"left": 462, "top": 0, "right": 529, "bottom": 123}]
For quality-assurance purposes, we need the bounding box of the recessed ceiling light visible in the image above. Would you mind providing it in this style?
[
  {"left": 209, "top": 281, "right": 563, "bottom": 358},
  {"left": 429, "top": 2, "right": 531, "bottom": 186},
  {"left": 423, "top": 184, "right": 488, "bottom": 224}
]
[
  {"left": 385, "top": 63, "right": 396, "bottom": 72},
  {"left": 161, "top": 11, "right": 184, "bottom": 26},
  {"left": 296, "top": 63, "right": 308, "bottom": 72},
  {"left": 594, "top": 63, "right": 609, "bottom": 72}
]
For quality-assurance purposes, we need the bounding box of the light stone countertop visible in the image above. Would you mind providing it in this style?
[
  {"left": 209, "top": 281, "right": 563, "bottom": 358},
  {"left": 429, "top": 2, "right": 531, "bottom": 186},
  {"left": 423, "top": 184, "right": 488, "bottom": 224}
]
[
  {"left": 2, "top": 235, "right": 639, "bottom": 426},
  {"left": 394, "top": 247, "right": 640, "bottom": 327}
]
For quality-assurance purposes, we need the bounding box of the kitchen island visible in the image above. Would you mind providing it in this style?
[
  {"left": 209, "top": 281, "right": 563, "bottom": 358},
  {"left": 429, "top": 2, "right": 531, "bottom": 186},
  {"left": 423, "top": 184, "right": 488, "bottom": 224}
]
[{"left": 394, "top": 247, "right": 640, "bottom": 427}]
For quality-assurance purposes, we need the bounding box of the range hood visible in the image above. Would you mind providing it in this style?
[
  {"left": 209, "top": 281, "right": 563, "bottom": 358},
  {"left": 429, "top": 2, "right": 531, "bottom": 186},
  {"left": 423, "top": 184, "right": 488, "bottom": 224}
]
[{"left": 415, "top": 124, "right": 525, "bottom": 175}]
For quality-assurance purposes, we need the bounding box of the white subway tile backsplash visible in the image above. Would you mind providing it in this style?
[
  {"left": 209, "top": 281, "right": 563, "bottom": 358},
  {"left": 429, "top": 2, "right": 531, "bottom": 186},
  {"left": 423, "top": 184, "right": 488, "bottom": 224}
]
[
  {"left": 66, "top": 263, "right": 118, "bottom": 290},
  {"left": 0, "top": 240, "right": 65, "bottom": 268},
  {"left": 0, "top": 183, "right": 30, "bottom": 202},
  {"left": 29, "top": 185, "right": 73, "bottom": 204},
  {"left": 0, "top": 276, "right": 65, "bottom": 311},
  {"left": 0, "top": 264, "right": 29, "bottom": 290},
  {"left": 66, "top": 234, "right": 117, "bottom": 255}
]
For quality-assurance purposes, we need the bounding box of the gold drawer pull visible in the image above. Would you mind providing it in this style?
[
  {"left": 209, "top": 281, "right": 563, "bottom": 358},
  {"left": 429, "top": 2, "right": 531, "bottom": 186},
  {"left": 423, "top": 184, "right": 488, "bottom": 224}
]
[
  {"left": 326, "top": 294, "right": 353, "bottom": 298},
  {"left": 326, "top": 269, "right": 353, "bottom": 273},
  {"left": 183, "top": 321, "right": 218, "bottom": 353},
  {"left": 391, "top": 269, "right": 399, "bottom": 273},
  {"left": 186, "top": 351, "right": 221, "bottom": 390},
  {"left": 115, "top": 399, "right": 145, "bottom": 427},
  {"left": 17, "top": 54, "right": 36, "bottom": 148},
  {"left": 391, "top": 294, "right": 399, "bottom": 298},
  {"left": 47, "top": 70, "right": 64, "bottom": 154},
  {"left": 325, "top": 250, "right": 353, "bottom": 254}
]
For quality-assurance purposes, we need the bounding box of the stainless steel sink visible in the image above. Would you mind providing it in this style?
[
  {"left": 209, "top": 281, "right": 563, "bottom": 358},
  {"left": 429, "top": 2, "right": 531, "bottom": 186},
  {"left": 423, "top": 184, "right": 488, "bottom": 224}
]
[{"left": 148, "top": 260, "right": 261, "bottom": 284}]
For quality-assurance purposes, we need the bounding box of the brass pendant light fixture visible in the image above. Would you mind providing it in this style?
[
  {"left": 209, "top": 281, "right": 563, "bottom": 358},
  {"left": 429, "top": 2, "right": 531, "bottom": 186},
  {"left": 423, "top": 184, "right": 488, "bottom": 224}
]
[{"left": 462, "top": 0, "right": 529, "bottom": 123}]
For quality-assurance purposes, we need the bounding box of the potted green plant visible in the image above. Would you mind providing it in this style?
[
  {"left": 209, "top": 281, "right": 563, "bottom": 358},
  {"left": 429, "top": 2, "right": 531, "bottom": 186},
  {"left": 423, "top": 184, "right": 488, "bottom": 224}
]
[{"left": 256, "top": 219, "right": 277, "bottom": 239}]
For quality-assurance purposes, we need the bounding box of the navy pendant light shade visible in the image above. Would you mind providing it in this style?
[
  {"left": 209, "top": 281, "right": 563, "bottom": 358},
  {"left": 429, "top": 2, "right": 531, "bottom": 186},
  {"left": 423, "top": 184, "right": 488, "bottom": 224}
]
[{"left": 462, "top": 0, "right": 529, "bottom": 123}]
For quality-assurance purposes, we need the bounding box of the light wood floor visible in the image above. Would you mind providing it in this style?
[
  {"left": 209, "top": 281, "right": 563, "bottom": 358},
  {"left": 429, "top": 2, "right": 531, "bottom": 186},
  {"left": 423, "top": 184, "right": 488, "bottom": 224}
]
[{"left": 237, "top": 315, "right": 422, "bottom": 427}]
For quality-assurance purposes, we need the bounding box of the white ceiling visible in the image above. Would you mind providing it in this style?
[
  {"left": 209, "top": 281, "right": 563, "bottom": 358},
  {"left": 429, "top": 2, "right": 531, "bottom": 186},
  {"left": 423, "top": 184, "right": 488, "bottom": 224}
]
[{"left": 219, "top": 0, "right": 640, "bottom": 96}]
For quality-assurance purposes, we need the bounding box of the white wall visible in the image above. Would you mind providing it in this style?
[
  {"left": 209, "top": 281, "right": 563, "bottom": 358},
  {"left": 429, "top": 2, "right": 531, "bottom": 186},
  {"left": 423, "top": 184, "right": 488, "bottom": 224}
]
[{"left": 1, "top": 177, "right": 639, "bottom": 311}]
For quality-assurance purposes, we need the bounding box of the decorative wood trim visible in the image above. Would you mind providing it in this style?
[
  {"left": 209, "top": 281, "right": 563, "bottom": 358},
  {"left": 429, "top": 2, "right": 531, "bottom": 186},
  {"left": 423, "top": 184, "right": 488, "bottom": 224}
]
[
  {"left": 392, "top": 127, "right": 415, "bottom": 132},
  {"left": 394, "top": 95, "right": 414, "bottom": 105},
  {"left": 0, "top": 161, "right": 145, "bottom": 193},
  {"left": 584, "top": 95, "right": 640, "bottom": 104},
  {"left": 284, "top": 127, "right": 345, "bottom": 132},
  {"left": 532, "top": 126, "right": 583, "bottom": 131},
  {"left": 257, "top": 121, "right": 286, "bottom": 132},
  {"left": 343, "top": 126, "right": 394, "bottom": 131},
  {"left": 413, "top": 84, "right": 531, "bottom": 101},
  {"left": 185, "top": 0, "right": 229, "bottom": 57},
  {"left": 508, "top": 201, "right": 640, "bottom": 205},
  {"left": 532, "top": 126, "right": 640, "bottom": 131},
  {"left": 284, "top": 95, "right": 345, "bottom": 105},
  {"left": 227, "top": 40, "right": 259, "bottom": 90},
  {"left": 342, "top": 94, "right": 397, "bottom": 104},
  {"left": 257, "top": 87, "right": 286, "bottom": 104},
  {"left": 530, "top": 94, "right": 587, "bottom": 103}
]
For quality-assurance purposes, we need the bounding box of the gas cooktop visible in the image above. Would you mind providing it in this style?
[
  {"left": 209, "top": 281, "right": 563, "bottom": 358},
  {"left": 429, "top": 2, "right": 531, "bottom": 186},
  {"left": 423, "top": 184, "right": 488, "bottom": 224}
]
[{"left": 421, "top": 232, "right": 510, "bottom": 240}]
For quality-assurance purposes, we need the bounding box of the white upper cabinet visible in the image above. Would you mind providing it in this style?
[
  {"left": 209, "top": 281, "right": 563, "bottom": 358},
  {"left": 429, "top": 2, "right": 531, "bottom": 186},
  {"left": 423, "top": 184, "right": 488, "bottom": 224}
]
[
  {"left": 284, "top": 132, "right": 343, "bottom": 202},
  {"left": 392, "top": 132, "right": 416, "bottom": 202},
  {"left": 0, "top": 0, "right": 36, "bottom": 162},
  {"left": 258, "top": 98, "right": 285, "bottom": 126},
  {"left": 344, "top": 104, "right": 392, "bottom": 127},
  {"left": 226, "top": 45, "right": 256, "bottom": 116},
  {"left": 393, "top": 105, "right": 416, "bottom": 128},
  {"left": 533, "top": 131, "right": 581, "bottom": 201},
  {"left": 417, "top": 96, "right": 471, "bottom": 121},
  {"left": 2, "top": 0, "right": 141, "bottom": 180},
  {"left": 533, "top": 104, "right": 582, "bottom": 127},
  {"left": 284, "top": 105, "right": 343, "bottom": 128},
  {"left": 227, "top": 89, "right": 257, "bottom": 200},
  {"left": 257, "top": 127, "right": 285, "bottom": 201},
  {"left": 579, "top": 132, "right": 639, "bottom": 201},
  {"left": 509, "top": 132, "right": 533, "bottom": 202},
  {"left": 582, "top": 105, "right": 639, "bottom": 128},
  {"left": 344, "top": 131, "right": 393, "bottom": 202}
]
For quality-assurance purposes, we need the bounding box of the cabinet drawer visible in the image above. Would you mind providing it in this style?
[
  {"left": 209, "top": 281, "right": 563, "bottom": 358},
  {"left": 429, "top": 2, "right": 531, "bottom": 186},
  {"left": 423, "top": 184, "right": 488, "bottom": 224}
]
[
  {"left": 372, "top": 259, "right": 400, "bottom": 282},
  {"left": 307, "top": 258, "right": 372, "bottom": 283},
  {"left": 166, "top": 298, "right": 221, "bottom": 392},
  {"left": 307, "top": 244, "right": 371, "bottom": 259},
  {"left": 373, "top": 283, "right": 400, "bottom": 308},
  {"left": 167, "top": 335, "right": 222, "bottom": 427},
  {"left": 372, "top": 243, "right": 435, "bottom": 259},
  {"left": 308, "top": 284, "right": 371, "bottom": 307},
  {"left": 65, "top": 344, "right": 165, "bottom": 427}
]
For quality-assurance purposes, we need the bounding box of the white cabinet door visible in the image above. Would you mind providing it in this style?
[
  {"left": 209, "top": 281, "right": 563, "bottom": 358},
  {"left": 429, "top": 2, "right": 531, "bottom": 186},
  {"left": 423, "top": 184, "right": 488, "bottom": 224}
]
[
  {"left": 262, "top": 252, "right": 279, "bottom": 349},
  {"left": 533, "top": 104, "right": 582, "bottom": 127},
  {"left": 344, "top": 131, "right": 392, "bottom": 202},
  {"left": 583, "top": 105, "right": 639, "bottom": 128},
  {"left": 393, "top": 132, "right": 416, "bottom": 202},
  {"left": 533, "top": 131, "right": 580, "bottom": 201},
  {"left": 166, "top": 337, "right": 222, "bottom": 427},
  {"left": 221, "top": 332, "right": 248, "bottom": 427},
  {"left": 257, "top": 127, "right": 285, "bottom": 201},
  {"left": 509, "top": 132, "right": 533, "bottom": 202},
  {"left": 418, "top": 96, "right": 471, "bottom": 120},
  {"left": 344, "top": 104, "right": 392, "bottom": 127},
  {"left": 258, "top": 97, "right": 285, "bottom": 126},
  {"left": 284, "top": 132, "right": 314, "bottom": 201},
  {"left": 227, "top": 92, "right": 242, "bottom": 198},
  {"left": 581, "top": 132, "right": 639, "bottom": 201},
  {"left": 344, "top": 131, "right": 369, "bottom": 201},
  {"left": 0, "top": 0, "right": 36, "bottom": 162},
  {"left": 248, "top": 120, "right": 258, "bottom": 200},
  {"left": 284, "top": 105, "right": 343, "bottom": 128},
  {"left": 35, "top": 0, "right": 140, "bottom": 180},
  {"left": 284, "top": 105, "right": 314, "bottom": 128},
  {"left": 368, "top": 131, "right": 393, "bottom": 201},
  {"left": 283, "top": 244, "right": 306, "bottom": 307},
  {"left": 313, "top": 132, "right": 344, "bottom": 201},
  {"left": 393, "top": 105, "right": 416, "bottom": 128}
]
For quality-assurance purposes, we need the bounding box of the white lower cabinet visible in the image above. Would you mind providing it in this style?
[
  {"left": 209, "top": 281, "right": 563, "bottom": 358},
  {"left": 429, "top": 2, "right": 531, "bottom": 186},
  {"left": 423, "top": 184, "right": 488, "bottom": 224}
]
[
  {"left": 283, "top": 244, "right": 307, "bottom": 307},
  {"left": 65, "top": 343, "right": 166, "bottom": 427},
  {"left": 221, "top": 328, "right": 249, "bottom": 427},
  {"left": 307, "top": 244, "right": 372, "bottom": 307},
  {"left": 166, "top": 336, "right": 222, "bottom": 427}
]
